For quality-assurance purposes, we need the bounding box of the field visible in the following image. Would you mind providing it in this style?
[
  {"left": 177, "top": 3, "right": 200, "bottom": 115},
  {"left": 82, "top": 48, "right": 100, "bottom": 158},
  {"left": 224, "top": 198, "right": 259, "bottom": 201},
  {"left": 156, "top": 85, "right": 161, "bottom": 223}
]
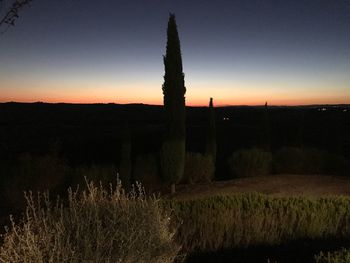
[{"left": 160, "top": 175, "right": 350, "bottom": 262}]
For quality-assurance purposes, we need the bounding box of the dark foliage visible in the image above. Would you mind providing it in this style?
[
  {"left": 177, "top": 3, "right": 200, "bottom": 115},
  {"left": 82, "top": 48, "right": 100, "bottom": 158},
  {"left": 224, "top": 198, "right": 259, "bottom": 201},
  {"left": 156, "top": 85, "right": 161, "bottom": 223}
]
[
  {"left": 182, "top": 152, "right": 215, "bottom": 184},
  {"left": 133, "top": 153, "right": 162, "bottom": 192},
  {"left": 260, "top": 102, "right": 271, "bottom": 151},
  {"left": 228, "top": 148, "right": 272, "bottom": 178},
  {"left": 0, "top": 103, "right": 349, "bottom": 182},
  {"left": 273, "top": 147, "right": 306, "bottom": 174},
  {"left": 0, "top": 153, "right": 69, "bottom": 208},
  {"left": 272, "top": 147, "right": 350, "bottom": 176},
  {"left": 118, "top": 124, "right": 132, "bottom": 188}
]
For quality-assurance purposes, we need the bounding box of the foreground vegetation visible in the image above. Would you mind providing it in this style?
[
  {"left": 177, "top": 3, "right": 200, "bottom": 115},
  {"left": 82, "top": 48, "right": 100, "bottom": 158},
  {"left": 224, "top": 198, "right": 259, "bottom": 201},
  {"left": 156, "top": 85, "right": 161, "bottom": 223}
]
[
  {"left": 0, "top": 180, "right": 180, "bottom": 263},
  {"left": 164, "top": 193, "right": 350, "bottom": 252},
  {"left": 2, "top": 181, "right": 350, "bottom": 262},
  {"left": 316, "top": 248, "right": 350, "bottom": 263}
]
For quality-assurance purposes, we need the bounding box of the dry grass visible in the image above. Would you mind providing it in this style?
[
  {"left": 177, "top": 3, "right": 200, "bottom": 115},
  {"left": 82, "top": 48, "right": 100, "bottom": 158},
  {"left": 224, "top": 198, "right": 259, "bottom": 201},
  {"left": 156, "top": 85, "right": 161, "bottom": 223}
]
[
  {"left": 316, "top": 248, "right": 350, "bottom": 263},
  {"left": 161, "top": 175, "right": 350, "bottom": 255},
  {"left": 163, "top": 193, "right": 350, "bottom": 252},
  {"left": 0, "top": 180, "right": 181, "bottom": 263}
]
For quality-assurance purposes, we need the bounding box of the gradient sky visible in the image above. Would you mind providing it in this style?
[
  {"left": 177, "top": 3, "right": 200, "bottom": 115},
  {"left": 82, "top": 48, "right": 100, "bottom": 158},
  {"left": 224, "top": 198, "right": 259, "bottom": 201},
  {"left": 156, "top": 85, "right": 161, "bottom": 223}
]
[{"left": 0, "top": 0, "right": 350, "bottom": 106}]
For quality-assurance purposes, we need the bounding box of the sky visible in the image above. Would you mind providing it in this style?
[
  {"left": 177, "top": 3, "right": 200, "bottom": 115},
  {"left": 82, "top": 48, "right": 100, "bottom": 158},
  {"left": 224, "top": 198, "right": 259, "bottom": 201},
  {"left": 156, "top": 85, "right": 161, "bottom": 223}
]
[{"left": 0, "top": 0, "right": 350, "bottom": 106}]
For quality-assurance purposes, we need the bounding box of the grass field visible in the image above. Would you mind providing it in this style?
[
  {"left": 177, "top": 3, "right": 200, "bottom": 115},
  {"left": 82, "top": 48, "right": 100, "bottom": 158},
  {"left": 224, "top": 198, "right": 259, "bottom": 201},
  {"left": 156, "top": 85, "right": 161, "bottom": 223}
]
[
  {"left": 161, "top": 174, "right": 350, "bottom": 262},
  {"left": 168, "top": 174, "right": 350, "bottom": 200}
]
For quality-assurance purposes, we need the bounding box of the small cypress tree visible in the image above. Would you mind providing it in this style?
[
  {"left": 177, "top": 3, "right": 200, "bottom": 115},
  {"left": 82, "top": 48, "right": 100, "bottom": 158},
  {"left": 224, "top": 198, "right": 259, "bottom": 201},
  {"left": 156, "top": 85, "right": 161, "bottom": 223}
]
[
  {"left": 206, "top": 97, "right": 217, "bottom": 159},
  {"left": 161, "top": 13, "right": 186, "bottom": 193},
  {"left": 205, "top": 98, "right": 216, "bottom": 180}
]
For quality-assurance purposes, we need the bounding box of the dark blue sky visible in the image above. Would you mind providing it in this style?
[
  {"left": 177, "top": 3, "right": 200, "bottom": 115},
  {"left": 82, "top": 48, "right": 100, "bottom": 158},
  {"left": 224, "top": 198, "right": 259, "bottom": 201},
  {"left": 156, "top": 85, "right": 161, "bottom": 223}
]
[{"left": 1, "top": 0, "right": 349, "bottom": 105}]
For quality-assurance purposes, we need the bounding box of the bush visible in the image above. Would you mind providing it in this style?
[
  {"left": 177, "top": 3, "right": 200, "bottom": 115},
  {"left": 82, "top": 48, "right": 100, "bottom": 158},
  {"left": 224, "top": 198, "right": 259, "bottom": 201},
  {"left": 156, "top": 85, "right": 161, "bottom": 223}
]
[
  {"left": 183, "top": 152, "right": 214, "bottom": 184},
  {"left": 163, "top": 194, "right": 350, "bottom": 253},
  {"left": 273, "top": 147, "right": 305, "bottom": 174},
  {"left": 272, "top": 147, "right": 350, "bottom": 176},
  {"left": 315, "top": 248, "right": 350, "bottom": 263},
  {"left": 302, "top": 148, "right": 327, "bottom": 174},
  {"left": 2, "top": 154, "right": 69, "bottom": 207},
  {"left": 228, "top": 149, "right": 272, "bottom": 178},
  {"left": 0, "top": 180, "right": 181, "bottom": 263},
  {"left": 133, "top": 153, "right": 162, "bottom": 191},
  {"left": 323, "top": 154, "right": 350, "bottom": 177}
]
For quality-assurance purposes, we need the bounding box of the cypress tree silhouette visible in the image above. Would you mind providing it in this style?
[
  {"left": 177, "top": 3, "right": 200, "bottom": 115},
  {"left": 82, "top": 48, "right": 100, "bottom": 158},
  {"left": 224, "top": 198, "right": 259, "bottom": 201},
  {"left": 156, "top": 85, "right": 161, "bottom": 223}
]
[
  {"left": 161, "top": 13, "right": 186, "bottom": 194},
  {"left": 205, "top": 98, "right": 216, "bottom": 160},
  {"left": 204, "top": 97, "right": 216, "bottom": 181},
  {"left": 205, "top": 97, "right": 216, "bottom": 166}
]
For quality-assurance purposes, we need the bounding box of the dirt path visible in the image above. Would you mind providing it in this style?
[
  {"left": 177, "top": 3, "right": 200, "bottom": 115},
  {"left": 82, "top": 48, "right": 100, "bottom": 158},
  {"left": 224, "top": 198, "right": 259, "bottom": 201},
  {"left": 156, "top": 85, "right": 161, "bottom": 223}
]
[{"left": 171, "top": 175, "right": 350, "bottom": 200}]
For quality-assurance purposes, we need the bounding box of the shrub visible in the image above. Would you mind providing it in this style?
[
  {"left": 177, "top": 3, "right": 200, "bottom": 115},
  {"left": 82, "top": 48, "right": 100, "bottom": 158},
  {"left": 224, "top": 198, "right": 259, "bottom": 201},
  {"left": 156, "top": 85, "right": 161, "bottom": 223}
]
[
  {"left": 315, "top": 248, "right": 350, "bottom": 263},
  {"left": 323, "top": 154, "right": 350, "bottom": 176},
  {"left": 302, "top": 148, "right": 327, "bottom": 174},
  {"left": 183, "top": 152, "right": 214, "bottom": 184},
  {"left": 133, "top": 153, "right": 162, "bottom": 191},
  {"left": 228, "top": 148, "right": 272, "bottom": 178},
  {"left": 0, "top": 180, "right": 181, "bottom": 263},
  {"left": 272, "top": 147, "right": 350, "bottom": 176},
  {"left": 163, "top": 193, "right": 350, "bottom": 253},
  {"left": 3, "top": 154, "right": 69, "bottom": 207},
  {"left": 273, "top": 147, "right": 305, "bottom": 174},
  {"left": 17, "top": 153, "right": 69, "bottom": 190}
]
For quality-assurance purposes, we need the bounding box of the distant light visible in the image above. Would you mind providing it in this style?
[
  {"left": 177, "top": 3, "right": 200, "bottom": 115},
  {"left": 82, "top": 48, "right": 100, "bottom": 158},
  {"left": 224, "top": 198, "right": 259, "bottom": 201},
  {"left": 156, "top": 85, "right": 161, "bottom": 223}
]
[
  {"left": 344, "top": 109, "right": 348, "bottom": 112},
  {"left": 223, "top": 117, "right": 230, "bottom": 121},
  {"left": 321, "top": 108, "right": 327, "bottom": 111}
]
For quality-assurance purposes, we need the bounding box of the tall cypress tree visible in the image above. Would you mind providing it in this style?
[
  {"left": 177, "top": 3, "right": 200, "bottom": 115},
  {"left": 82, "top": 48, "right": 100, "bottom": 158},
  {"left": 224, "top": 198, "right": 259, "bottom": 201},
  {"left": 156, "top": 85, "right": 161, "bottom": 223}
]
[{"left": 161, "top": 13, "right": 186, "bottom": 194}]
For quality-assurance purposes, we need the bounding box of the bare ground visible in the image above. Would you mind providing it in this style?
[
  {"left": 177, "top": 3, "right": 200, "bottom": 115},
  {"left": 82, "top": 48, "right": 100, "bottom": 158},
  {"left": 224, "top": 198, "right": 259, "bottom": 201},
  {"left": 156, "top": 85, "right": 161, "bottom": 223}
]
[{"left": 169, "top": 175, "right": 350, "bottom": 200}]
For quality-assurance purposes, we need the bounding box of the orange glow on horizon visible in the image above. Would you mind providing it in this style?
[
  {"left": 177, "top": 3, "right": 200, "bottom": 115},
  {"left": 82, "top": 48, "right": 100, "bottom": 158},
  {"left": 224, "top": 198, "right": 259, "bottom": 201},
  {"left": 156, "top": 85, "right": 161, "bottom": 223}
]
[
  {"left": 1, "top": 81, "right": 349, "bottom": 106},
  {"left": 1, "top": 96, "right": 349, "bottom": 107}
]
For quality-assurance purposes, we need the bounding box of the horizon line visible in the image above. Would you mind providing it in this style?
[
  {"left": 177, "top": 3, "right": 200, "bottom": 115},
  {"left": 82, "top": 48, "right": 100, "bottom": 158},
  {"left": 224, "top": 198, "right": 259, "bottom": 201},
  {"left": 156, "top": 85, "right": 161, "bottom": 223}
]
[{"left": 1, "top": 100, "right": 349, "bottom": 108}]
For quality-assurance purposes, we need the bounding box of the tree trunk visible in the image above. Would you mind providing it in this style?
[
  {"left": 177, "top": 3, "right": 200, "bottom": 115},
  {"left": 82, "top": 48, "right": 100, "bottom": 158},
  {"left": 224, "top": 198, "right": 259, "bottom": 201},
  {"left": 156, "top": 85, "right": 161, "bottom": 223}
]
[{"left": 171, "top": 183, "right": 176, "bottom": 194}]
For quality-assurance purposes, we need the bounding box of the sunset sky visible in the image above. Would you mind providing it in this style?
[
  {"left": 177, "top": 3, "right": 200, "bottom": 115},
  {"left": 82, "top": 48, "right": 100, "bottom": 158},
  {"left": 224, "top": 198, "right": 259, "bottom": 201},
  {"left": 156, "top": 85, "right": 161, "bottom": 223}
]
[{"left": 0, "top": 0, "right": 350, "bottom": 106}]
